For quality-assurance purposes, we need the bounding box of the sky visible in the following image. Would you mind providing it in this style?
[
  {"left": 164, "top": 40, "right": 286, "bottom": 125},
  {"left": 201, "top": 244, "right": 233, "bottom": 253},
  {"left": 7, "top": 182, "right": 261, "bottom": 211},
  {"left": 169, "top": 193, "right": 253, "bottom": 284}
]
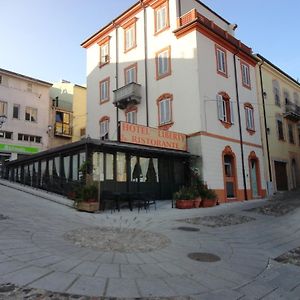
[{"left": 0, "top": 0, "right": 299, "bottom": 85}]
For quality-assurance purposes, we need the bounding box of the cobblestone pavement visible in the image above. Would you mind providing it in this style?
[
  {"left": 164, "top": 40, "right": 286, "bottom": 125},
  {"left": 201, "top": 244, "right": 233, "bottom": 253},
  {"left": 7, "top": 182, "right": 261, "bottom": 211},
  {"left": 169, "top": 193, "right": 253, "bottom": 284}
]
[{"left": 1, "top": 181, "right": 300, "bottom": 299}]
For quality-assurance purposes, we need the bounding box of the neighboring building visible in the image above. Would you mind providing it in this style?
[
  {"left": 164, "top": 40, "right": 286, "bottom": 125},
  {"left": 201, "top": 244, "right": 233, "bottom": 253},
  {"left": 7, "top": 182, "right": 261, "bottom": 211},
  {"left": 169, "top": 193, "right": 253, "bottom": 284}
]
[
  {"left": 49, "top": 81, "right": 87, "bottom": 148},
  {"left": 0, "top": 68, "right": 52, "bottom": 164},
  {"left": 81, "top": 0, "right": 266, "bottom": 202},
  {"left": 256, "top": 54, "right": 300, "bottom": 193}
]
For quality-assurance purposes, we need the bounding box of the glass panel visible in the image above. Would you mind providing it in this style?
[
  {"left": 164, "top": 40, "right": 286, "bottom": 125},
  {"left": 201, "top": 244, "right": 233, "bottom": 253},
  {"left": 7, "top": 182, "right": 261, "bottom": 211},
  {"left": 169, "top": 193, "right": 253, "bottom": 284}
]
[
  {"left": 140, "top": 157, "right": 149, "bottom": 182},
  {"left": 93, "top": 152, "right": 100, "bottom": 181},
  {"left": 117, "top": 152, "right": 127, "bottom": 182},
  {"left": 131, "top": 156, "right": 139, "bottom": 182},
  {"left": 64, "top": 156, "right": 70, "bottom": 180},
  {"left": 79, "top": 152, "right": 86, "bottom": 166},
  {"left": 72, "top": 155, "right": 78, "bottom": 180},
  {"left": 48, "top": 159, "right": 53, "bottom": 176},
  {"left": 224, "top": 155, "right": 233, "bottom": 177},
  {"left": 106, "top": 153, "right": 114, "bottom": 180},
  {"left": 54, "top": 157, "right": 60, "bottom": 176}
]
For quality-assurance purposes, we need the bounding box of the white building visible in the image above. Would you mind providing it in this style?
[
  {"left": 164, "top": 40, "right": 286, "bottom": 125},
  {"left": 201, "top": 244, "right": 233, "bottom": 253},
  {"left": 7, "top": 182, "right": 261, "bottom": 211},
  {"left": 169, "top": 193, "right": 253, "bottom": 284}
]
[
  {"left": 82, "top": 0, "right": 266, "bottom": 202},
  {"left": 0, "top": 68, "right": 52, "bottom": 163}
]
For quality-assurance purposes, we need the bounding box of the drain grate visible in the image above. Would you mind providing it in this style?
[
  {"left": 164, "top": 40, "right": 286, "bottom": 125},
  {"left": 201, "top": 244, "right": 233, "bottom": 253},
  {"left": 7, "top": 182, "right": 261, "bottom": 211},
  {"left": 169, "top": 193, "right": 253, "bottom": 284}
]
[
  {"left": 188, "top": 252, "right": 221, "bottom": 262},
  {"left": 177, "top": 226, "right": 200, "bottom": 232}
]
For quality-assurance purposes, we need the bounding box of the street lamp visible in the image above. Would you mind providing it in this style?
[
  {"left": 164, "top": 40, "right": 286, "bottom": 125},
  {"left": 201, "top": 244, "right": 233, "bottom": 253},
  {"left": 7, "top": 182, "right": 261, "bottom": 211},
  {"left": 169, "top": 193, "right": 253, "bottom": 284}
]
[{"left": 0, "top": 115, "right": 7, "bottom": 128}]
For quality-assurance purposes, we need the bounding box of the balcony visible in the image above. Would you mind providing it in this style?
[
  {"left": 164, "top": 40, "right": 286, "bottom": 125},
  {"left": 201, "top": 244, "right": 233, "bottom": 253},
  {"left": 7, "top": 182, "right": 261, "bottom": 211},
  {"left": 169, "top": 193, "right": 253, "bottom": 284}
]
[
  {"left": 54, "top": 122, "right": 72, "bottom": 138},
  {"left": 113, "top": 82, "right": 142, "bottom": 109},
  {"left": 283, "top": 100, "right": 300, "bottom": 122}
]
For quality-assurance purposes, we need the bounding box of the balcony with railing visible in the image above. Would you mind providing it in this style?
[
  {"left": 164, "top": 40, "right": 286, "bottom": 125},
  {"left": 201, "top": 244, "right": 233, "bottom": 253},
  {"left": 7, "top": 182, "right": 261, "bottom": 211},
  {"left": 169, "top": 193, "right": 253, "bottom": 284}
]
[
  {"left": 284, "top": 100, "right": 300, "bottom": 122},
  {"left": 113, "top": 82, "right": 142, "bottom": 109}
]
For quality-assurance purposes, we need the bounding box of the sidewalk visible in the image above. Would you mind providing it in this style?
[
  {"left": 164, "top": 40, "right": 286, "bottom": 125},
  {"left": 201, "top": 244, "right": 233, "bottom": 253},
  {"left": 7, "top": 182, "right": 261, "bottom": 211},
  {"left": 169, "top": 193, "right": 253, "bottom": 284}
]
[{"left": 0, "top": 183, "right": 300, "bottom": 299}]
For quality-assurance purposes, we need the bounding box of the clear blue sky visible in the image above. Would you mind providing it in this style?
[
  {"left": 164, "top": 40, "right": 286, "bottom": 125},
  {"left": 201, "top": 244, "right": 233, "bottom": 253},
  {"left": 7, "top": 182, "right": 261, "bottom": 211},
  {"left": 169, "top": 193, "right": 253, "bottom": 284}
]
[{"left": 1, "top": 0, "right": 299, "bottom": 85}]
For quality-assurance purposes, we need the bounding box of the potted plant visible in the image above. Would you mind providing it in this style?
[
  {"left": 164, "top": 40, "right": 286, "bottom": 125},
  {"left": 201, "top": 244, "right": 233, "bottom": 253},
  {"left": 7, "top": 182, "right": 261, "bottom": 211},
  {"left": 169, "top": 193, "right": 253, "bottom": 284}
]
[
  {"left": 74, "top": 183, "right": 99, "bottom": 212},
  {"left": 174, "top": 186, "right": 195, "bottom": 209},
  {"left": 200, "top": 188, "right": 217, "bottom": 208}
]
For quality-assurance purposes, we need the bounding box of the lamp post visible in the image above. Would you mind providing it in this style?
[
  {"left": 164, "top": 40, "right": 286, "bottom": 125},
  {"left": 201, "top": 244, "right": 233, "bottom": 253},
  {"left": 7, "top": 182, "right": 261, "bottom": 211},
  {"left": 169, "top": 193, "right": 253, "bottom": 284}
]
[{"left": 0, "top": 115, "right": 7, "bottom": 128}]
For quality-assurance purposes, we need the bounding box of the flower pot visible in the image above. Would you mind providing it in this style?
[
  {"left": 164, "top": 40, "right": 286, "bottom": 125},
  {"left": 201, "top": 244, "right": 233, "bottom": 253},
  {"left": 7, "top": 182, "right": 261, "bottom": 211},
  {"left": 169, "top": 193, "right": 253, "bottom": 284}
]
[
  {"left": 193, "top": 197, "right": 202, "bottom": 208},
  {"left": 76, "top": 201, "right": 99, "bottom": 212},
  {"left": 176, "top": 199, "right": 194, "bottom": 209},
  {"left": 202, "top": 198, "right": 216, "bottom": 208}
]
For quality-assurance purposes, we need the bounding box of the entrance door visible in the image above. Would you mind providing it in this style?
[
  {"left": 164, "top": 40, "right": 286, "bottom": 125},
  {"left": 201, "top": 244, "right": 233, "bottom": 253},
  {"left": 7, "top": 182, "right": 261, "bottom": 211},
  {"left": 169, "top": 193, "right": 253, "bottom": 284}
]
[
  {"left": 250, "top": 159, "right": 259, "bottom": 198},
  {"left": 274, "top": 161, "right": 288, "bottom": 191},
  {"left": 224, "top": 155, "right": 236, "bottom": 199}
]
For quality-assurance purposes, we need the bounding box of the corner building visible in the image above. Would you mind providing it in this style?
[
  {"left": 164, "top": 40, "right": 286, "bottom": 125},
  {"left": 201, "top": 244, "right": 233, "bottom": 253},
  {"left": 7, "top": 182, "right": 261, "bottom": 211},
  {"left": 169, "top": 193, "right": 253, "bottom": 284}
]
[{"left": 82, "top": 0, "right": 266, "bottom": 202}]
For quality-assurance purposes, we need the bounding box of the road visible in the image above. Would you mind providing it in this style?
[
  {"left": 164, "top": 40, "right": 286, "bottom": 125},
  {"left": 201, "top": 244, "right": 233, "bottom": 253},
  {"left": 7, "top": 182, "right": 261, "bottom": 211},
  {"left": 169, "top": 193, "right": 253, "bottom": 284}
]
[{"left": 0, "top": 182, "right": 300, "bottom": 299}]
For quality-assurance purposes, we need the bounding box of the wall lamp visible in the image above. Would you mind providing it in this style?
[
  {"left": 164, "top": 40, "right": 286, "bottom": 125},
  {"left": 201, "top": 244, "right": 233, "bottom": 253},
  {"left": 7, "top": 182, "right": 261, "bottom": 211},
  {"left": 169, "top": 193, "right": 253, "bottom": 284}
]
[{"left": 0, "top": 115, "right": 7, "bottom": 128}]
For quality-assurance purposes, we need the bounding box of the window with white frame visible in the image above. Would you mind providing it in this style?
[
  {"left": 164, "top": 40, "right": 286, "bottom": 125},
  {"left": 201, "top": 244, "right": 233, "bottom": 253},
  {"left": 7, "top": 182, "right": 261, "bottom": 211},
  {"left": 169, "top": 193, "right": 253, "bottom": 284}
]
[
  {"left": 156, "top": 47, "right": 171, "bottom": 79},
  {"left": 126, "top": 109, "right": 137, "bottom": 124},
  {"left": 125, "top": 64, "right": 137, "bottom": 85},
  {"left": 100, "top": 41, "right": 110, "bottom": 66},
  {"left": 0, "top": 101, "right": 7, "bottom": 116},
  {"left": 25, "top": 107, "right": 37, "bottom": 122},
  {"left": 125, "top": 24, "right": 136, "bottom": 51},
  {"left": 159, "top": 98, "right": 171, "bottom": 125},
  {"left": 241, "top": 62, "right": 251, "bottom": 88},
  {"left": 245, "top": 105, "right": 255, "bottom": 131},
  {"left": 100, "top": 78, "right": 109, "bottom": 103},
  {"left": 216, "top": 46, "right": 227, "bottom": 76},
  {"left": 100, "top": 118, "right": 109, "bottom": 140},
  {"left": 155, "top": 2, "right": 168, "bottom": 33},
  {"left": 217, "top": 94, "right": 234, "bottom": 124}
]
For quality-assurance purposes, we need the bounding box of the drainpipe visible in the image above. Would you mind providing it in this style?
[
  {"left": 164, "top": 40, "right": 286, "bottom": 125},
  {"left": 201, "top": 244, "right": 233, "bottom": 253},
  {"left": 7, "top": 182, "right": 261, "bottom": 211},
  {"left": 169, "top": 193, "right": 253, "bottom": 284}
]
[
  {"left": 141, "top": 1, "right": 149, "bottom": 126},
  {"left": 114, "top": 23, "right": 119, "bottom": 129},
  {"left": 258, "top": 60, "right": 272, "bottom": 183},
  {"left": 233, "top": 51, "right": 248, "bottom": 200}
]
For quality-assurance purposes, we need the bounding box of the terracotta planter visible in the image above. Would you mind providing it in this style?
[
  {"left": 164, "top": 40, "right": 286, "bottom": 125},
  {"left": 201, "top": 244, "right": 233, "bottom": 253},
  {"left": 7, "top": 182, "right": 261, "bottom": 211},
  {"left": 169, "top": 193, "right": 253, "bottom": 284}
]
[
  {"left": 76, "top": 201, "right": 99, "bottom": 212},
  {"left": 202, "top": 198, "right": 217, "bottom": 208},
  {"left": 175, "top": 199, "right": 194, "bottom": 209},
  {"left": 193, "top": 197, "right": 202, "bottom": 208}
]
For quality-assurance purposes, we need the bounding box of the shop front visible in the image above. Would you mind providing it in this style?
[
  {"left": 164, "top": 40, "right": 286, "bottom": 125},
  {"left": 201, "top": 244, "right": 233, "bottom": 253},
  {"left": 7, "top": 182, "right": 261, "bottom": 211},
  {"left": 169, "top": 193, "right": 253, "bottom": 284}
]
[{"left": 4, "top": 123, "right": 191, "bottom": 201}]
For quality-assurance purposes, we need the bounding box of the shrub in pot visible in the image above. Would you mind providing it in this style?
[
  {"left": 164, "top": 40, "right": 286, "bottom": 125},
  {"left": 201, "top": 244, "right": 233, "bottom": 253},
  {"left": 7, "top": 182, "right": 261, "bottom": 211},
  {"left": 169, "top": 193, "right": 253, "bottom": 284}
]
[
  {"left": 74, "top": 183, "right": 99, "bottom": 212},
  {"left": 173, "top": 186, "right": 195, "bottom": 209}
]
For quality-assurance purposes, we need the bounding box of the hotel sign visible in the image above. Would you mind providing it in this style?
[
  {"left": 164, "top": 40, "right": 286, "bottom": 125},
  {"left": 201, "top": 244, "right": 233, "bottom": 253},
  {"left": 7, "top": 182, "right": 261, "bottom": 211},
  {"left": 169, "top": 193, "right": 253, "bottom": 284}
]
[{"left": 119, "top": 122, "right": 187, "bottom": 151}]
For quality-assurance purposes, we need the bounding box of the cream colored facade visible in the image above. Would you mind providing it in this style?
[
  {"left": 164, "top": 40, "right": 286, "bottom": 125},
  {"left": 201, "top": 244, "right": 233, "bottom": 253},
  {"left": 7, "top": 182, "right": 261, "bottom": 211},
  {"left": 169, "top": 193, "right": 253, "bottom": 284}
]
[
  {"left": 49, "top": 81, "right": 87, "bottom": 148},
  {"left": 82, "top": 0, "right": 266, "bottom": 202},
  {"left": 0, "top": 68, "right": 52, "bottom": 162},
  {"left": 256, "top": 55, "right": 300, "bottom": 192}
]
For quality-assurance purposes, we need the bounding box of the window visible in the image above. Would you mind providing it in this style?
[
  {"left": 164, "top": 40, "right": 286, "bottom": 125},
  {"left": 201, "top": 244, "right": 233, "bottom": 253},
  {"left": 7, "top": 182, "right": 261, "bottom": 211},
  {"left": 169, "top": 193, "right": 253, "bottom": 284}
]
[
  {"left": 0, "top": 75, "right": 2, "bottom": 85},
  {"left": 156, "top": 46, "right": 171, "bottom": 80},
  {"left": 27, "top": 83, "right": 32, "bottom": 92},
  {"left": 157, "top": 94, "right": 173, "bottom": 127},
  {"left": 217, "top": 93, "right": 234, "bottom": 127},
  {"left": 124, "top": 64, "right": 137, "bottom": 85},
  {"left": 241, "top": 62, "right": 251, "bottom": 88},
  {"left": 244, "top": 104, "right": 255, "bottom": 132},
  {"left": 273, "top": 80, "right": 281, "bottom": 106},
  {"left": 123, "top": 19, "right": 137, "bottom": 52},
  {"left": 98, "top": 36, "right": 111, "bottom": 67},
  {"left": 100, "top": 116, "right": 109, "bottom": 140},
  {"left": 17, "top": 134, "right": 41, "bottom": 143},
  {"left": 0, "top": 101, "right": 7, "bottom": 116},
  {"left": 55, "top": 111, "right": 71, "bottom": 135},
  {"left": 288, "top": 123, "right": 295, "bottom": 144},
  {"left": 215, "top": 45, "right": 227, "bottom": 77},
  {"left": 13, "top": 104, "right": 20, "bottom": 119},
  {"left": 298, "top": 125, "right": 300, "bottom": 145},
  {"left": 25, "top": 107, "right": 37, "bottom": 122},
  {"left": 126, "top": 108, "right": 137, "bottom": 124},
  {"left": 276, "top": 116, "right": 284, "bottom": 141},
  {"left": 284, "top": 90, "right": 290, "bottom": 105},
  {"left": 154, "top": 0, "right": 169, "bottom": 34},
  {"left": 294, "top": 92, "right": 299, "bottom": 107},
  {"left": 80, "top": 128, "right": 86, "bottom": 138},
  {"left": 0, "top": 131, "right": 12, "bottom": 139},
  {"left": 100, "top": 78, "right": 110, "bottom": 104}
]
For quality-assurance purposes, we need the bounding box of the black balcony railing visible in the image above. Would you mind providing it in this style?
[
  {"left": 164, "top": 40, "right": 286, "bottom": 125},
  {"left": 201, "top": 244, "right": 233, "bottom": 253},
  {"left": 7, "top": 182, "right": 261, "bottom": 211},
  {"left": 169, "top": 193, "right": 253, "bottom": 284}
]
[{"left": 284, "top": 100, "right": 300, "bottom": 122}]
